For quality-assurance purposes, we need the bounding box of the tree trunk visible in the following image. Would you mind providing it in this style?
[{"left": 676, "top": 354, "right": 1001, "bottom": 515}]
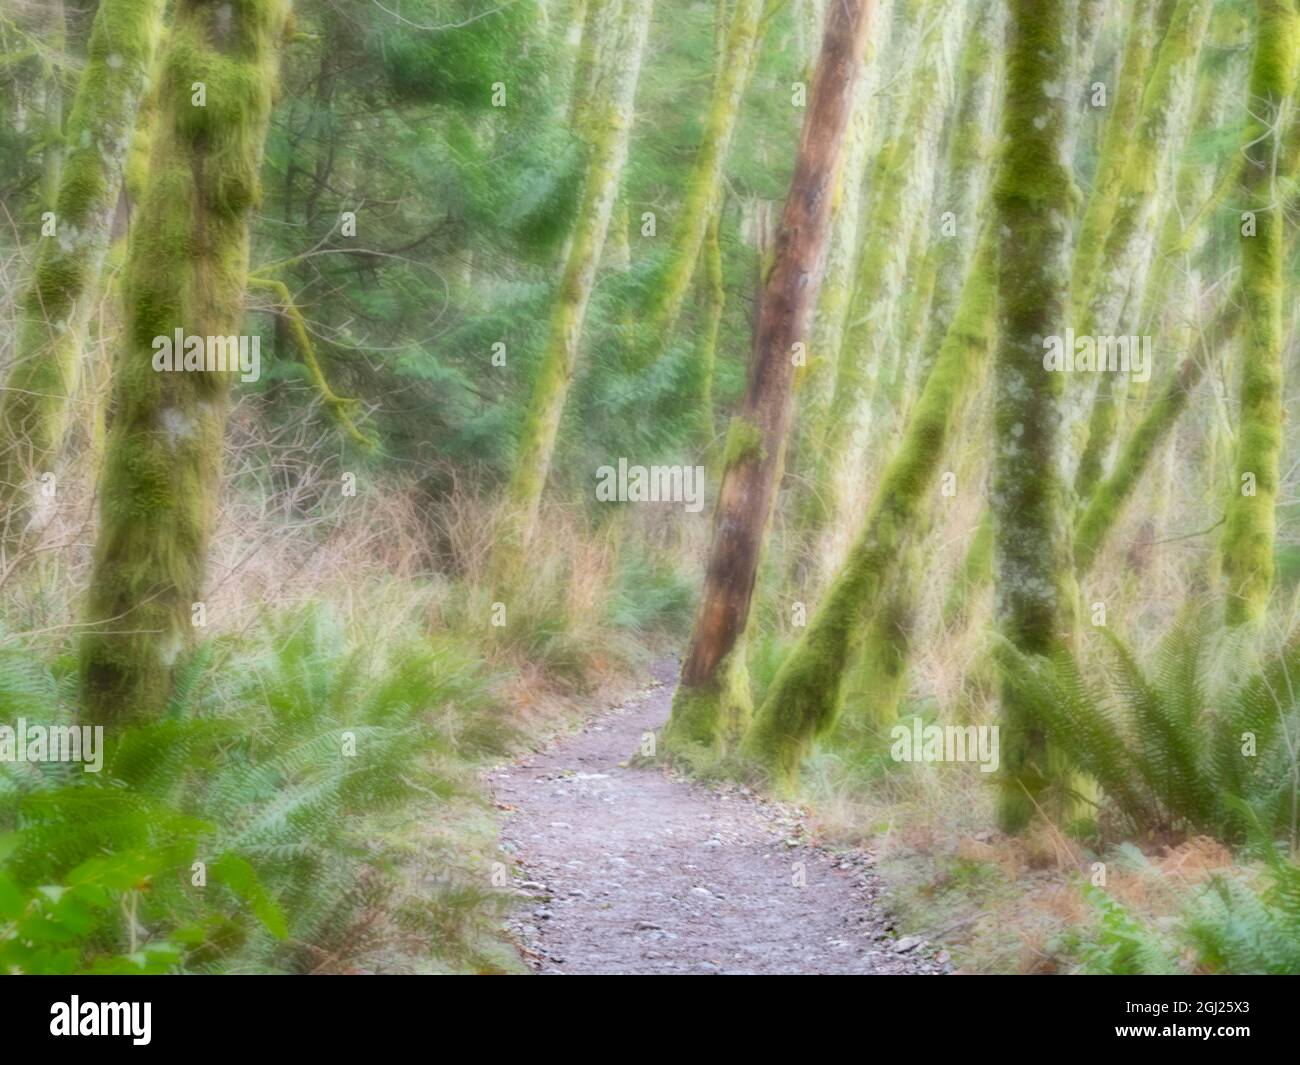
[
  {"left": 692, "top": 204, "right": 726, "bottom": 453},
  {"left": 917, "top": 0, "right": 1002, "bottom": 375},
  {"left": 641, "top": 0, "right": 764, "bottom": 359},
  {"left": 79, "top": 0, "right": 289, "bottom": 725},
  {"left": 1070, "top": 0, "right": 1158, "bottom": 311},
  {"left": 0, "top": 0, "right": 167, "bottom": 551},
  {"left": 569, "top": 0, "right": 608, "bottom": 135},
  {"left": 781, "top": 0, "right": 898, "bottom": 598},
  {"left": 1221, "top": 0, "right": 1298, "bottom": 628},
  {"left": 663, "top": 0, "right": 876, "bottom": 757},
  {"left": 41, "top": 1, "right": 67, "bottom": 211},
  {"left": 802, "top": 0, "right": 962, "bottom": 593},
  {"left": 742, "top": 229, "right": 995, "bottom": 789},
  {"left": 491, "top": 0, "right": 654, "bottom": 580},
  {"left": 992, "top": 0, "right": 1075, "bottom": 833},
  {"left": 1071, "top": 0, "right": 1213, "bottom": 501}
]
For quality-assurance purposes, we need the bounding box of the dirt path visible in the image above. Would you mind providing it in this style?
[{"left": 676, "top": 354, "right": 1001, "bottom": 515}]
[{"left": 490, "top": 658, "right": 949, "bottom": 975}]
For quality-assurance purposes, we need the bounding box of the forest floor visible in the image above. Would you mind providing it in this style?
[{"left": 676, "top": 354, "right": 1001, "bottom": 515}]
[{"left": 490, "top": 657, "right": 951, "bottom": 975}]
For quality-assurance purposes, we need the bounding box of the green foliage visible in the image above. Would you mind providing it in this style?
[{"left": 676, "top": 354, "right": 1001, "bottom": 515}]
[
  {"left": 1070, "top": 883, "right": 1182, "bottom": 975},
  {"left": 1, "top": 608, "right": 516, "bottom": 974},
  {"left": 1187, "top": 862, "right": 1300, "bottom": 974},
  {"left": 368, "top": 1, "right": 550, "bottom": 108},
  {"left": 603, "top": 548, "right": 695, "bottom": 636},
  {"left": 999, "top": 613, "right": 1300, "bottom": 844},
  {"left": 1061, "top": 842, "right": 1300, "bottom": 975}
]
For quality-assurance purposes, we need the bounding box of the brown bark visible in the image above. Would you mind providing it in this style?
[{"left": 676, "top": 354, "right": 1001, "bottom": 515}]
[{"left": 665, "top": 0, "right": 875, "bottom": 752}]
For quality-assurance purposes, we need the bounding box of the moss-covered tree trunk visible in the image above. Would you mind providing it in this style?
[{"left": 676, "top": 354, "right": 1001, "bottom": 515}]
[
  {"left": 569, "top": 0, "right": 610, "bottom": 135},
  {"left": 839, "top": 541, "right": 917, "bottom": 732},
  {"left": 662, "top": 0, "right": 875, "bottom": 758},
  {"left": 692, "top": 204, "right": 726, "bottom": 453},
  {"left": 917, "top": 0, "right": 1001, "bottom": 374},
  {"left": 991, "top": 0, "right": 1075, "bottom": 833},
  {"left": 781, "top": 0, "right": 897, "bottom": 597},
  {"left": 0, "top": 0, "right": 167, "bottom": 550},
  {"left": 742, "top": 230, "right": 995, "bottom": 790},
  {"left": 79, "top": 0, "right": 288, "bottom": 725},
  {"left": 641, "top": 0, "right": 763, "bottom": 359},
  {"left": 1071, "top": 0, "right": 1213, "bottom": 501},
  {"left": 562, "top": 0, "right": 593, "bottom": 107},
  {"left": 800, "top": 0, "right": 962, "bottom": 594},
  {"left": 1073, "top": 333, "right": 1218, "bottom": 576},
  {"left": 1221, "top": 0, "right": 1298, "bottom": 628},
  {"left": 41, "top": 1, "right": 68, "bottom": 211},
  {"left": 1070, "top": 0, "right": 1158, "bottom": 311},
  {"left": 491, "top": 0, "right": 654, "bottom": 580}
]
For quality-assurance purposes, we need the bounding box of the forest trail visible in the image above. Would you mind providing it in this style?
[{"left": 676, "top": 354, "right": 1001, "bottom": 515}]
[{"left": 491, "top": 658, "right": 948, "bottom": 975}]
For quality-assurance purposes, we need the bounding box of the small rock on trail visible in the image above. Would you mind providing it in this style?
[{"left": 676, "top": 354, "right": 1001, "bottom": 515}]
[{"left": 490, "top": 658, "right": 947, "bottom": 975}]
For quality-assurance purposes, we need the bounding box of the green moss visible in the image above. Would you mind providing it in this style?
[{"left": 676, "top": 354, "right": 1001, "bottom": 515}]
[
  {"left": 836, "top": 549, "right": 916, "bottom": 741},
  {"left": 642, "top": 0, "right": 762, "bottom": 358},
  {"left": 991, "top": 0, "right": 1077, "bottom": 833},
  {"left": 0, "top": 0, "right": 168, "bottom": 546},
  {"left": 721, "top": 415, "right": 765, "bottom": 469},
  {"left": 662, "top": 641, "right": 753, "bottom": 765},
  {"left": 78, "top": 0, "right": 289, "bottom": 726},
  {"left": 1221, "top": 0, "right": 1297, "bottom": 628},
  {"left": 490, "top": 0, "right": 652, "bottom": 585},
  {"left": 743, "top": 231, "right": 996, "bottom": 791}
]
